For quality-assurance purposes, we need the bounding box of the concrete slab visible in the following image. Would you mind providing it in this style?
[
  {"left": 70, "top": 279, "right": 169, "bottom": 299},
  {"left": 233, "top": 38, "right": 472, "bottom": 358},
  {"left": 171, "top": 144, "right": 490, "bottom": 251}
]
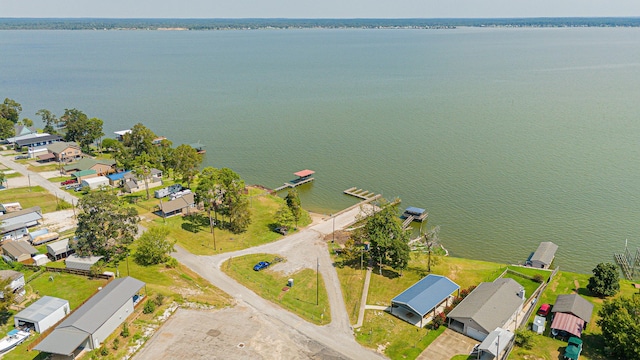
[{"left": 418, "top": 328, "right": 478, "bottom": 360}]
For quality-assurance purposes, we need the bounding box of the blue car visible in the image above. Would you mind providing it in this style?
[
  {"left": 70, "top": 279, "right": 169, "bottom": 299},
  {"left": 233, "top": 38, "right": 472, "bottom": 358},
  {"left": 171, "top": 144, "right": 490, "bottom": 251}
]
[{"left": 253, "top": 261, "right": 270, "bottom": 271}]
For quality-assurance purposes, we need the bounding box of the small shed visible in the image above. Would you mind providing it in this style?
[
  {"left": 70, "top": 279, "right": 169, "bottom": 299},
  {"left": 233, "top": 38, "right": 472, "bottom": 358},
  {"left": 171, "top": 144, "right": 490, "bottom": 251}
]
[
  {"left": 532, "top": 315, "right": 546, "bottom": 334},
  {"left": 33, "top": 254, "right": 50, "bottom": 266},
  {"left": 14, "top": 296, "right": 70, "bottom": 333},
  {"left": 47, "top": 238, "right": 75, "bottom": 260},
  {"left": 391, "top": 275, "right": 459, "bottom": 327},
  {"left": 65, "top": 254, "right": 103, "bottom": 271},
  {"left": 2, "top": 241, "right": 38, "bottom": 262},
  {"left": 528, "top": 242, "right": 558, "bottom": 269},
  {"left": 81, "top": 176, "right": 110, "bottom": 190}
]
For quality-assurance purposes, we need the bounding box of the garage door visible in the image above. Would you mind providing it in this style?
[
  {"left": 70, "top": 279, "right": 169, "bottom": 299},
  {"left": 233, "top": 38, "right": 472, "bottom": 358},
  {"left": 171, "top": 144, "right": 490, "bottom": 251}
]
[{"left": 466, "top": 326, "right": 488, "bottom": 341}]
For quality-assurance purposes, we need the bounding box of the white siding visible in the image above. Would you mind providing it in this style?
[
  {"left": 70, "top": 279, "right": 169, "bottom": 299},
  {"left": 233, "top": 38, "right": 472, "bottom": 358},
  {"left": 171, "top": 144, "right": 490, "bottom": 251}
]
[{"left": 90, "top": 299, "right": 134, "bottom": 349}]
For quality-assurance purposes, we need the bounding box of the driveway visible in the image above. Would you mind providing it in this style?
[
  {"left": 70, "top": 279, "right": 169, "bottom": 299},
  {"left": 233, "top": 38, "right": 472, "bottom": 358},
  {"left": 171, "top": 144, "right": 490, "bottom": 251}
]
[
  {"left": 417, "top": 329, "right": 478, "bottom": 360},
  {"left": 168, "top": 205, "right": 387, "bottom": 360}
]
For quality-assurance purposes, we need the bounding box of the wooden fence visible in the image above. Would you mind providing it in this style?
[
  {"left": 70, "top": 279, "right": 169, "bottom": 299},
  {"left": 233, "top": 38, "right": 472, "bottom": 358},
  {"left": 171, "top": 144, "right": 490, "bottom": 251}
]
[{"left": 19, "top": 263, "right": 113, "bottom": 280}]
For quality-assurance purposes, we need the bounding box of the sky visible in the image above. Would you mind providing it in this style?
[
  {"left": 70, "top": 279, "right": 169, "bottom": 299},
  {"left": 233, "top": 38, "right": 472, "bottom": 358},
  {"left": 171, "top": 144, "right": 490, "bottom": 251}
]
[{"left": 2, "top": 0, "right": 640, "bottom": 18}]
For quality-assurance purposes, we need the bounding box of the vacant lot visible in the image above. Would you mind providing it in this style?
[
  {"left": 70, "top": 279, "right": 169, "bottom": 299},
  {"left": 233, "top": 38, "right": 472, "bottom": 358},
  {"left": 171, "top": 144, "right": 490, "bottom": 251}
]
[{"left": 134, "top": 306, "right": 347, "bottom": 360}]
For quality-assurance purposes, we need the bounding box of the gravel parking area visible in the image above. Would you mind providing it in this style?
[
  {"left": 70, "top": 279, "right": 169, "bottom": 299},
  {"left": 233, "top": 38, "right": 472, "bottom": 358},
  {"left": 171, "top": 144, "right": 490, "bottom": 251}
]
[{"left": 134, "top": 306, "right": 347, "bottom": 360}]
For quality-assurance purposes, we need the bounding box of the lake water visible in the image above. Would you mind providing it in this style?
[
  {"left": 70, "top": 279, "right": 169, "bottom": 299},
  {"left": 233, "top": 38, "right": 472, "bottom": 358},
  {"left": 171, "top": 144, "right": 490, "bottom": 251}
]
[{"left": 2, "top": 27, "right": 640, "bottom": 273}]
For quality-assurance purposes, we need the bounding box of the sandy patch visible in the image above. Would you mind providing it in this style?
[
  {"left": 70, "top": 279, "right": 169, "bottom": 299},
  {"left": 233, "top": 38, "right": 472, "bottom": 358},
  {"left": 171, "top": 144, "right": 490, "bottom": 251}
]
[{"left": 41, "top": 209, "right": 77, "bottom": 233}]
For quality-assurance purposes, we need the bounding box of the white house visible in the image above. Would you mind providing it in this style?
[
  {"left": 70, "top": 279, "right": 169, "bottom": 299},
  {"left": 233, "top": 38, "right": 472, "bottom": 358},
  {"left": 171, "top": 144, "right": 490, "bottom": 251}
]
[{"left": 14, "top": 296, "right": 70, "bottom": 333}]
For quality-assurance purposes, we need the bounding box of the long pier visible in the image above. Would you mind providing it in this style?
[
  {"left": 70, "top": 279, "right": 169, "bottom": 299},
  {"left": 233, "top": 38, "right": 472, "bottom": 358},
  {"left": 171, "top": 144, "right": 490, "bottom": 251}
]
[{"left": 402, "top": 216, "right": 415, "bottom": 229}]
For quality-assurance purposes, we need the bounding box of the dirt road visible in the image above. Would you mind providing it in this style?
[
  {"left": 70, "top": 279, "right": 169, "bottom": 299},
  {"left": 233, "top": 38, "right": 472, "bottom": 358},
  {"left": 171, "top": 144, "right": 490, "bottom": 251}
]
[{"left": 166, "top": 205, "right": 386, "bottom": 360}]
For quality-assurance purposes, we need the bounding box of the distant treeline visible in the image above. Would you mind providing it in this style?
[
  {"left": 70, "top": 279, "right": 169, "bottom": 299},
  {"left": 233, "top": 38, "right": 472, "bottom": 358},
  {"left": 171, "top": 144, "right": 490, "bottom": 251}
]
[{"left": 1, "top": 17, "right": 640, "bottom": 30}]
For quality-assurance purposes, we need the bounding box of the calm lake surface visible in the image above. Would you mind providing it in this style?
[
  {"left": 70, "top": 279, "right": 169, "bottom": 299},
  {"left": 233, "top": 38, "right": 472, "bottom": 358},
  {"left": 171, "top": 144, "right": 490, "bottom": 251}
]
[{"left": 3, "top": 27, "right": 640, "bottom": 273}]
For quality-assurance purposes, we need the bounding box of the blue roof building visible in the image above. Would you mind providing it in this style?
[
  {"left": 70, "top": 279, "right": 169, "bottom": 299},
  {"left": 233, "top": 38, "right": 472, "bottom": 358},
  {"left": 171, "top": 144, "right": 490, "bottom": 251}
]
[{"left": 391, "top": 274, "right": 459, "bottom": 327}]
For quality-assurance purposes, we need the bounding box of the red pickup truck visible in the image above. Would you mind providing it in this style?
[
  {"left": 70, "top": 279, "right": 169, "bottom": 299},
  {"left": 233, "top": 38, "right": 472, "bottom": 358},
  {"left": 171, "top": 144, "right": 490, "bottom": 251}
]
[{"left": 61, "top": 179, "right": 77, "bottom": 186}]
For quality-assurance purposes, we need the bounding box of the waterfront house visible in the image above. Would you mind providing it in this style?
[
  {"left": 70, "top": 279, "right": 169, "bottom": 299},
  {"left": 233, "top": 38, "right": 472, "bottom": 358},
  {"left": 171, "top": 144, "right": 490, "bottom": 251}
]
[
  {"left": 447, "top": 278, "right": 525, "bottom": 341},
  {"left": 15, "top": 134, "right": 62, "bottom": 150},
  {"left": 122, "top": 169, "right": 163, "bottom": 193},
  {"left": 47, "top": 141, "right": 83, "bottom": 162},
  {"left": 34, "top": 277, "right": 145, "bottom": 357},
  {"left": 390, "top": 274, "right": 459, "bottom": 327}
]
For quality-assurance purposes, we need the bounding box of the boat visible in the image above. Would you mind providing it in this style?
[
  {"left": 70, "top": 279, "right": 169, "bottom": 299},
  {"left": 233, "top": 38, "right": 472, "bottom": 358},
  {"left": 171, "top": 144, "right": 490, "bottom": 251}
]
[
  {"left": 0, "top": 329, "right": 30, "bottom": 353},
  {"left": 189, "top": 142, "right": 206, "bottom": 155}
]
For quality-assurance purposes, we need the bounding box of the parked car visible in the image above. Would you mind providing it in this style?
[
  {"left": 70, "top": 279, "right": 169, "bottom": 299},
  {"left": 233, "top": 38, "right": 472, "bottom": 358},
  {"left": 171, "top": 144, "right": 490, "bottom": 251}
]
[
  {"left": 14, "top": 155, "right": 28, "bottom": 160},
  {"left": 61, "top": 179, "right": 77, "bottom": 186},
  {"left": 537, "top": 303, "right": 551, "bottom": 317},
  {"left": 253, "top": 261, "right": 271, "bottom": 271}
]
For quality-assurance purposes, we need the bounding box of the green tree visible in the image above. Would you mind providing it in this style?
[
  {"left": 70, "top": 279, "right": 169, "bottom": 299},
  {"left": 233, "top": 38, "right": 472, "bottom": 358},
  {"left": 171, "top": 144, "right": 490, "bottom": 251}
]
[
  {"left": 354, "top": 202, "right": 410, "bottom": 274},
  {"left": 0, "top": 277, "right": 16, "bottom": 317},
  {"left": 133, "top": 152, "right": 154, "bottom": 200},
  {"left": 101, "top": 138, "right": 123, "bottom": 153},
  {"left": 171, "top": 144, "right": 202, "bottom": 188},
  {"left": 217, "top": 168, "right": 251, "bottom": 233},
  {"left": 195, "top": 167, "right": 222, "bottom": 235},
  {"left": 597, "top": 295, "right": 640, "bottom": 360},
  {"left": 74, "top": 191, "right": 139, "bottom": 262},
  {"left": 122, "top": 123, "right": 158, "bottom": 158},
  {"left": 285, "top": 188, "right": 302, "bottom": 229},
  {"left": 0, "top": 118, "right": 14, "bottom": 139},
  {"left": 36, "top": 108, "right": 59, "bottom": 134},
  {"left": 18, "top": 117, "right": 33, "bottom": 127},
  {"left": 587, "top": 262, "right": 620, "bottom": 297},
  {"left": 62, "top": 109, "right": 104, "bottom": 151},
  {"left": 274, "top": 204, "right": 295, "bottom": 231},
  {"left": 133, "top": 227, "right": 175, "bottom": 266},
  {"left": 0, "top": 98, "right": 21, "bottom": 123}
]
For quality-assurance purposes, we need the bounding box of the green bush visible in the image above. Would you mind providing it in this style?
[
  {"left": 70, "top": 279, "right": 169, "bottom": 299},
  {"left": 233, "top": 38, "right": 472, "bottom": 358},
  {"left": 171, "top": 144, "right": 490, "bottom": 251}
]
[
  {"left": 165, "top": 257, "right": 178, "bottom": 268},
  {"left": 100, "top": 346, "right": 109, "bottom": 356},
  {"left": 112, "top": 337, "right": 119, "bottom": 350},
  {"left": 121, "top": 322, "right": 130, "bottom": 338},
  {"left": 533, "top": 274, "right": 545, "bottom": 283},
  {"left": 155, "top": 293, "right": 165, "bottom": 306},
  {"left": 143, "top": 299, "right": 156, "bottom": 314},
  {"left": 514, "top": 329, "right": 534, "bottom": 350}
]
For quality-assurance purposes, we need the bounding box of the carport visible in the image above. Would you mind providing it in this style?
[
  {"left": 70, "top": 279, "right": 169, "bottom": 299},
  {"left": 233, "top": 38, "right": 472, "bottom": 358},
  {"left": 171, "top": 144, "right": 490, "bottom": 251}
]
[{"left": 391, "top": 274, "right": 459, "bottom": 327}]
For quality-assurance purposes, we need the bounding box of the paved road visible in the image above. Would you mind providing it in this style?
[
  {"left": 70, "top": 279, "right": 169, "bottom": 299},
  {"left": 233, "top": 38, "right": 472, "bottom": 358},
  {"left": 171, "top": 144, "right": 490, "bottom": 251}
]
[
  {"left": 172, "top": 205, "right": 387, "bottom": 360},
  {"left": 0, "top": 155, "right": 79, "bottom": 205}
]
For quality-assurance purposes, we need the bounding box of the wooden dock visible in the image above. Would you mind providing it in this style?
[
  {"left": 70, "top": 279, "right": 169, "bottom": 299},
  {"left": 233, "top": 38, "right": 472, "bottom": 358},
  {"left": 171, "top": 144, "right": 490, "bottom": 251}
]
[
  {"left": 402, "top": 216, "right": 415, "bottom": 229},
  {"left": 343, "top": 187, "right": 381, "bottom": 201}
]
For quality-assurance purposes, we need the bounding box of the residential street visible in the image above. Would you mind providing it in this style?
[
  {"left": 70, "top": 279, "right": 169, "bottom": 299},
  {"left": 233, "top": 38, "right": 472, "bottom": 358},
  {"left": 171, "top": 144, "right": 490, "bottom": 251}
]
[
  {"left": 170, "top": 205, "right": 387, "bottom": 360},
  {"left": 0, "top": 153, "right": 79, "bottom": 206}
]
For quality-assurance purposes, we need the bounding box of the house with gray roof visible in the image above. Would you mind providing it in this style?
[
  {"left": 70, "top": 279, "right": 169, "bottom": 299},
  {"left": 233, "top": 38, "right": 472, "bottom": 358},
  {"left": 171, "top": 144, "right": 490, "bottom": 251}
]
[
  {"left": 47, "top": 141, "right": 82, "bottom": 162},
  {"left": 158, "top": 192, "right": 195, "bottom": 217},
  {"left": 0, "top": 206, "right": 42, "bottom": 238},
  {"left": 390, "top": 274, "right": 459, "bottom": 327},
  {"left": 14, "top": 296, "right": 70, "bottom": 333},
  {"left": 552, "top": 294, "right": 594, "bottom": 324},
  {"left": 63, "top": 158, "right": 116, "bottom": 176},
  {"left": 34, "top": 277, "right": 145, "bottom": 357},
  {"left": 447, "top": 278, "right": 525, "bottom": 341},
  {"left": 527, "top": 241, "right": 558, "bottom": 269},
  {"left": 2, "top": 240, "right": 38, "bottom": 262}
]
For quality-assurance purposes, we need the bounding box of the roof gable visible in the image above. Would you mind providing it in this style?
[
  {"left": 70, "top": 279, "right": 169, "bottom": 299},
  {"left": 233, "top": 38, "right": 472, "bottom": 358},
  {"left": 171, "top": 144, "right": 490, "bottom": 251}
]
[
  {"left": 47, "top": 141, "right": 80, "bottom": 154},
  {"left": 447, "top": 278, "right": 524, "bottom": 333},
  {"left": 15, "top": 296, "right": 69, "bottom": 322},
  {"left": 159, "top": 193, "right": 195, "bottom": 214},
  {"left": 552, "top": 294, "right": 594, "bottom": 323},
  {"left": 392, "top": 275, "right": 459, "bottom": 316},
  {"left": 2, "top": 241, "right": 38, "bottom": 258},
  {"left": 64, "top": 158, "right": 116, "bottom": 172}
]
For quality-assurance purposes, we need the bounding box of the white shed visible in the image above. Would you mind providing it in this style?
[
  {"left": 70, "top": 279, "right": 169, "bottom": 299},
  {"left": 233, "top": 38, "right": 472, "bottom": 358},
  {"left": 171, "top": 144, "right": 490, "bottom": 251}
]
[
  {"left": 65, "top": 254, "right": 103, "bottom": 271},
  {"left": 81, "top": 176, "right": 110, "bottom": 190},
  {"left": 14, "top": 296, "right": 70, "bottom": 333}
]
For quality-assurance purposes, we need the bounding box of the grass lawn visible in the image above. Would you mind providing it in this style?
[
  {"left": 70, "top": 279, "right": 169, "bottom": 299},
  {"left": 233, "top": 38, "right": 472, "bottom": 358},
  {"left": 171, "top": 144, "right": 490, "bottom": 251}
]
[
  {"left": 47, "top": 176, "right": 69, "bottom": 183},
  {"left": 222, "top": 253, "right": 330, "bottom": 325},
  {"left": 509, "top": 271, "right": 638, "bottom": 360},
  {"left": 355, "top": 310, "right": 446, "bottom": 360},
  {"left": 0, "top": 186, "right": 70, "bottom": 213},
  {"left": 27, "top": 164, "right": 60, "bottom": 173},
  {"left": 334, "top": 259, "right": 366, "bottom": 324},
  {"left": 138, "top": 188, "right": 311, "bottom": 256},
  {"left": 2, "top": 172, "right": 23, "bottom": 179}
]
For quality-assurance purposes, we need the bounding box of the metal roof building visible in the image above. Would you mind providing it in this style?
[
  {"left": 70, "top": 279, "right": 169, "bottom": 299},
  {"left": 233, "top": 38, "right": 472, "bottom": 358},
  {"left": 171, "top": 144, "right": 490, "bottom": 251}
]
[
  {"left": 0, "top": 206, "right": 42, "bottom": 229},
  {"left": 391, "top": 275, "right": 459, "bottom": 327},
  {"left": 14, "top": 296, "right": 70, "bottom": 333},
  {"left": 35, "top": 277, "right": 145, "bottom": 357},
  {"left": 47, "top": 238, "right": 75, "bottom": 260},
  {"left": 65, "top": 254, "right": 103, "bottom": 271},
  {"left": 528, "top": 241, "right": 558, "bottom": 269},
  {"left": 447, "top": 278, "right": 525, "bottom": 341}
]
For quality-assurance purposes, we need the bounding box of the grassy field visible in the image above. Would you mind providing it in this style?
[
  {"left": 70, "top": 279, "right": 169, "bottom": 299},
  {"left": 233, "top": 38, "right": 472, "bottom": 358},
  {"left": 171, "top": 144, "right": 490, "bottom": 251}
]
[
  {"left": 0, "top": 186, "right": 70, "bottom": 213},
  {"left": 334, "top": 259, "right": 366, "bottom": 324},
  {"left": 135, "top": 187, "right": 311, "bottom": 256},
  {"left": 222, "top": 253, "right": 331, "bottom": 325},
  {"left": 26, "top": 164, "right": 59, "bottom": 173}
]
